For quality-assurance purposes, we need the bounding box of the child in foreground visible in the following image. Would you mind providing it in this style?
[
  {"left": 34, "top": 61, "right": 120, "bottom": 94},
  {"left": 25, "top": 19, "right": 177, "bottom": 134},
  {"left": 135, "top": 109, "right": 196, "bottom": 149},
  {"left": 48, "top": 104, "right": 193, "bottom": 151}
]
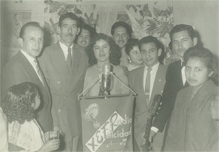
[
  {"left": 2, "top": 82, "right": 60, "bottom": 152},
  {"left": 163, "top": 46, "right": 219, "bottom": 151}
]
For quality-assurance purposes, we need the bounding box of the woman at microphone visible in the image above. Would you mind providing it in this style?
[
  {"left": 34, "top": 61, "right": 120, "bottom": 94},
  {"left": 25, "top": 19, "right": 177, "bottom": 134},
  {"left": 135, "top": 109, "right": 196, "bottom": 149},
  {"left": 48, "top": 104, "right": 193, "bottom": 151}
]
[{"left": 83, "top": 33, "right": 129, "bottom": 96}]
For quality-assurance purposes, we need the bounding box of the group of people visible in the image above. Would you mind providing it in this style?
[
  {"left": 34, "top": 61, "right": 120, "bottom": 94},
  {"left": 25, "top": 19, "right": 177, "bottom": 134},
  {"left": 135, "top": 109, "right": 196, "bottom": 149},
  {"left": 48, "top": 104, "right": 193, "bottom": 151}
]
[{"left": 0, "top": 11, "right": 218, "bottom": 152}]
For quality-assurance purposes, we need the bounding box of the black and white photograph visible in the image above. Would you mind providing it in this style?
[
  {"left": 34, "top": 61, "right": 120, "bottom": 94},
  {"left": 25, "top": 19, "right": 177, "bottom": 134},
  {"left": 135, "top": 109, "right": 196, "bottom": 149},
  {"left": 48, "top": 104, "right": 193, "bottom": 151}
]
[{"left": 0, "top": 0, "right": 218, "bottom": 152}]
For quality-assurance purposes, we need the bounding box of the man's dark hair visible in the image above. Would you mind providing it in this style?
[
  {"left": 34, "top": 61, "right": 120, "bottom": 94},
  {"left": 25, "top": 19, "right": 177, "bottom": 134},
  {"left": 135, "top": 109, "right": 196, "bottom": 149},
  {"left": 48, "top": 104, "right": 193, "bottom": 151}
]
[
  {"left": 59, "top": 12, "right": 80, "bottom": 27},
  {"left": 19, "top": 22, "right": 43, "bottom": 39},
  {"left": 169, "top": 24, "right": 196, "bottom": 41},
  {"left": 111, "top": 21, "right": 132, "bottom": 38},
  {"left": 139, "top": 36, "right": 163, "bottom": 51}
]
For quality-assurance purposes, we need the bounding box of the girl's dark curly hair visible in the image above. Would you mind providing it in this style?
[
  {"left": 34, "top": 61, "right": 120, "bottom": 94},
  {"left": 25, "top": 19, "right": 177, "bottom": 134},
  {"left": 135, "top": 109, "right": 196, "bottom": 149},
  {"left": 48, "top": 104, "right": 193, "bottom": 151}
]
[
  {"left": 2, "top": 82, "right": 39, "bottom": 124},
  {"left": 86, "top": 33, "right": 121, "bottom": 66}
]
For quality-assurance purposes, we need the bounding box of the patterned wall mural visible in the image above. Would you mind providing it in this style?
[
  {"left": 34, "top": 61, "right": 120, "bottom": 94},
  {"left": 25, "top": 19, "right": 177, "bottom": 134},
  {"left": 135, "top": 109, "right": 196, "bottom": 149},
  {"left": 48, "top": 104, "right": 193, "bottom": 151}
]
[{"left": 43, "top": 1, "right": 175, "bottom": 64}]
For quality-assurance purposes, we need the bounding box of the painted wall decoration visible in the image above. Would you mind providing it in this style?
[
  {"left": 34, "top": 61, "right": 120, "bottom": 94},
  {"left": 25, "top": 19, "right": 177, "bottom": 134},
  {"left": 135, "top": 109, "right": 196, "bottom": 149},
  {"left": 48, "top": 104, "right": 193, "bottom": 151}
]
[
  {"left": 6, "top": 11, "right": 32, "bottom": 61},
  {"left": 44, "top": 1, "right": 176, "bottom": 65},
  {"left": 44, "top": 1, "right": 98, "bottom": 44}
]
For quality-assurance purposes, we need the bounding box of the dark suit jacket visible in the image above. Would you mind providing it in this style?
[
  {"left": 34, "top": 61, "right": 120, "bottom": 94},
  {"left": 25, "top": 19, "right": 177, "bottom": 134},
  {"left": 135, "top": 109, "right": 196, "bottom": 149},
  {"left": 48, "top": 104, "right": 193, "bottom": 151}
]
[
  {"left": 1, "top": 51, "right": 53, "bottom": 132},
  {"left": 39, "top": 42, "right": 88, "bottom": 139},
  {"left": 153, "top": 60, "right": 188, "bottom": 132},
  {"left": 128, "top": 64, "right": 167, "bottom": 150}
]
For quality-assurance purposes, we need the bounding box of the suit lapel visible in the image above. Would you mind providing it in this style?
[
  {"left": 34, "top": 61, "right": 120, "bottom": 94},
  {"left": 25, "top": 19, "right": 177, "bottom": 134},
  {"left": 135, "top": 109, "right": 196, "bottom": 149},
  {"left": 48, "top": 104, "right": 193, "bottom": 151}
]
[
  {"left": 150, "top": 64, "right": 163, "bottom": 106},
  {"left": 19, "top": 52, "right": 43, "bottom": 86},
  {"left": 19, "top": 52, "right": 51, "bottom": 99},
  {"left": 51, "top": 43, "right": 69, "bottom": 80},
  {"left": 136, "top": 67, "right": 149, "bottom": 107}
]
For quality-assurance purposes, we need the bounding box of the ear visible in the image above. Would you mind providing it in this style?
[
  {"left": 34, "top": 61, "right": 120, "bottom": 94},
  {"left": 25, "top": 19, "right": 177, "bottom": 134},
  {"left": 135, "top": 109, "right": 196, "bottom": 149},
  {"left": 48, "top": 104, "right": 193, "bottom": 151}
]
[
  {"left": 76, "top": 27, "right": 80, "bottom": 35},
  {"left": 193, "top": 37, "right": 198, "bottom": 46},
  {"left": 57, "top": 27, "right": 61, "bottom": 35},
  {"left": 31, "top": 103, "right": 34, "bottom": 108},
  {"left": 18, "top": 38, "right": 24, "bottom": 48},
  {"left": 157, "top": 48, "right": 162, "bottom": 57},
  {"left": 208, "top": 70, "right": 214, "bottom": 77}
]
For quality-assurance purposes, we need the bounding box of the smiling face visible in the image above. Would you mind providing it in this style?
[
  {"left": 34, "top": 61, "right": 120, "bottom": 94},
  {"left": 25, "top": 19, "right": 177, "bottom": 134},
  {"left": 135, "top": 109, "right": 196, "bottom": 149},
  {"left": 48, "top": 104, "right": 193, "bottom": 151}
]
[
  {"left": 172, "top": 30, "right": 197, "bottom": 58},
  {"left": 93, "top": 39, "right": 110, "bottom": 63},
  {"left": 112, "top": 26, "right": 129, "bottom": 49},
  {"left": 185, "top": 57, "right": 213, "bottom": 89},
  {"left": 18, "top": 26, "right": 44, "bottom": 58},
  {"left": 59, "top": 18, "right": 80, "bottom": 46},
  {"left": 140, "top": 42, "right": 161, "bottom": 67},
  {"left": 77, "top": 29, "right": 91, "bottom": 47},
  {"left": 128, "top": 46, "right": 143, "bottom": 65}
]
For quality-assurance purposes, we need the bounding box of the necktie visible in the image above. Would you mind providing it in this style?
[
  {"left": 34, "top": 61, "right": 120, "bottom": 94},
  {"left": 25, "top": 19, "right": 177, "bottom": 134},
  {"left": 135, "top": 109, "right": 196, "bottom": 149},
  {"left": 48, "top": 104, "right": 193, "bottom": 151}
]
[
  {"left": 34, "top": 59, "right": 44, "bottom": 86},
  {"left": 145, "top": 67, "right": 152, "bottom": 102},
  {"left": 67, "top": 47, "right": 72, "bottom": 71}
]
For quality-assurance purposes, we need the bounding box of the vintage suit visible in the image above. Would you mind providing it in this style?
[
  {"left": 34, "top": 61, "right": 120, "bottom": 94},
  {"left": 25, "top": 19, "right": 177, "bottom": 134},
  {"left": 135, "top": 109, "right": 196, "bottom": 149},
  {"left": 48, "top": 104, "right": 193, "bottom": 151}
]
[
  {"left": 1, "top": 51, "right": 53, "bottom": 133},
  {"left": 128, "top": 64, "right": 167, "bottom": 151},
  {"left": 38, "top": 42, "right": 88, "bottom": 151},
  {"left": 163, "top": 80, "right": 219, "bottom": 151},
  {"left": 153, "top": 60, "right": 188, "bottom": 132}
]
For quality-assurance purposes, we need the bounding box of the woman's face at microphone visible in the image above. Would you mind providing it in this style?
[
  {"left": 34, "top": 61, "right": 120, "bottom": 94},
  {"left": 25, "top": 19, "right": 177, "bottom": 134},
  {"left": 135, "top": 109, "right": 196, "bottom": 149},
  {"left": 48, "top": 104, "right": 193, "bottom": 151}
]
[{"left": 93, "top": 39, "right": 110, "bottom": 63}]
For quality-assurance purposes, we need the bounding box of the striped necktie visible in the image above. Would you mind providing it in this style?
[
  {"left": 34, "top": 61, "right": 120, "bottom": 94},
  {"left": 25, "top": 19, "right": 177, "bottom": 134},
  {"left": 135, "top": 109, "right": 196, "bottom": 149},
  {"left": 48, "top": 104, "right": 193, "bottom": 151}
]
[
  {"left": 34, "top": 59, "right": 44, "bottom": 86},
  {"left": 67, "top": 47, "right": 72, "bottom": 71},
  {"left": 145, "top": 67, "right": 152, "bottom": 102}
]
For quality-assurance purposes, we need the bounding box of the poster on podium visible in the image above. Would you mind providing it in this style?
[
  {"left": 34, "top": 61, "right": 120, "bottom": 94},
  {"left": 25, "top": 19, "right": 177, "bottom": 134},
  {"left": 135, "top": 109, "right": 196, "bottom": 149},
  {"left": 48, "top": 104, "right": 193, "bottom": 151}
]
[{"left": 80, "top": 95, "right": 134, "bottom": 152}]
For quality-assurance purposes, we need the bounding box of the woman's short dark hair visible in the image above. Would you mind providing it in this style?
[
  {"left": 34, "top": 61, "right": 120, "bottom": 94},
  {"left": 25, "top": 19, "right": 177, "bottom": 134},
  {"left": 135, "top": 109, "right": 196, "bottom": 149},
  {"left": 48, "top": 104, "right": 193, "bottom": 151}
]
[
  {"left": 2, "top": 82, "right": 39, "bottom": 124},
  {"left": 184, "top": 46, "right": 218, "bottom": 86},
  {"left": 59, "top": 12, "right": 80, "bottom": 27},
  {"left": 86, "top": 33, "right": 121, "bottom": 66},
  {"left": 75, "top": 22, "right": 96, "bottom": 43},
  {"left": 111, "top": 21, "right": 132, "bottom": 38},
  {"left": 125, "top": 38, "right": 139, "bottom": 55}
]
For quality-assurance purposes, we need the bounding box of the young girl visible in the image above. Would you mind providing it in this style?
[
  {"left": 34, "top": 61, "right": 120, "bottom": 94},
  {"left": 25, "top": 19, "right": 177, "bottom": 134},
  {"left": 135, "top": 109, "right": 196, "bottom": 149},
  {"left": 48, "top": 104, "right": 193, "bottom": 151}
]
[
  {"left": 163, "top": 46, "right": 218, "bottom": 151},
  {"left": 2, "top": 82, "right": 60, "bottom": 152}
]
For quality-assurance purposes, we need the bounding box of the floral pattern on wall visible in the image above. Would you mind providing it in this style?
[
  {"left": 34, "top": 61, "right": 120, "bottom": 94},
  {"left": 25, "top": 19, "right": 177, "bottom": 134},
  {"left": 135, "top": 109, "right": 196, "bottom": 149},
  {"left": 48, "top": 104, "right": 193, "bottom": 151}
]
[
  {"left": 44, "top": 1, "right": 98, "bottom": 44},
  {"left": 44, "top": 1, "right": 176, "bottom": 65}
]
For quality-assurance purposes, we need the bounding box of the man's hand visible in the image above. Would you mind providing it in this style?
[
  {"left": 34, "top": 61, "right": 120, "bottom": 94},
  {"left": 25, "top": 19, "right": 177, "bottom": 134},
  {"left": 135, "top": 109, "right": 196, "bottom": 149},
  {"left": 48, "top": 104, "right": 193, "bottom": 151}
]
[
  {"left": 149, "top": 130, "right": 157, "bottom": 142},
  {"left": 54, "top": 126, "right": 64, "bottom": 136}
]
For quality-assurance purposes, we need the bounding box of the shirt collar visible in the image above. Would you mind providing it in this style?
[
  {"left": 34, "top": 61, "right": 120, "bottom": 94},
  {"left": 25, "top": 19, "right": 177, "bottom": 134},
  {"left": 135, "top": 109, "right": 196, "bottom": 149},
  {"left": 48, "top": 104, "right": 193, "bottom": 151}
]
[
  {"left": 59, "top": 41, "right": 73, "bottom": 50},
  {"left": 144, "top": 62, "right": 159, "bottom": 72},
  {"left": 20, "top": 49, "right": 36, "bottom": 63}
]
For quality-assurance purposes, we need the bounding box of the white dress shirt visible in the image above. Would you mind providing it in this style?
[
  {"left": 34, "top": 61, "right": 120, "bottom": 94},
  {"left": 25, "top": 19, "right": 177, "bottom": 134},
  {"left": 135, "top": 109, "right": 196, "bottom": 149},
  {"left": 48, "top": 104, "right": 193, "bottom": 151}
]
[
  {"left": 181, "top": 60, "right": 187, "bottom": 85},
  {"left": 143, "top": 62, "right": 160, "bottom": 101},
  {"left": 59, "top": 41, "right": 73, "bottom": 60}
]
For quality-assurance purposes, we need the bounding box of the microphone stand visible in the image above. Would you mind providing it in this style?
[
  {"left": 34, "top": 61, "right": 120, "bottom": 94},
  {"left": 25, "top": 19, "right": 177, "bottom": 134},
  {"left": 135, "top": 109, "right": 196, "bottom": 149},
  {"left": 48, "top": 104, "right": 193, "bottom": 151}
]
[{"left": 78, "top": 72, "right": 137, "bottom": 100}]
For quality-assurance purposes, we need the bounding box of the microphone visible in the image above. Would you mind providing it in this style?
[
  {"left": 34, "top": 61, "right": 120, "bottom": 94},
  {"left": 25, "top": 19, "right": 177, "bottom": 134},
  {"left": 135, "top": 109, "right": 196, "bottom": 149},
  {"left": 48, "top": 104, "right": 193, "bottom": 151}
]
[{"left": 100, "top": 63, "right": 112, "bottom": 95}]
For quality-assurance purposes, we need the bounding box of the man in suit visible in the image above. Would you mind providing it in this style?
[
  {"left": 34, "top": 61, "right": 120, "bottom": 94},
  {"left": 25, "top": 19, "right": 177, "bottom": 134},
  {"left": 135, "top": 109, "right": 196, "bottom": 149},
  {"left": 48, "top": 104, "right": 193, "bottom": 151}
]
[
  {"left": 128, "top": 36, "right": 167, "bottom": 151},
  {"left": 38, "top": 12, "right": 88, "bottom": 151},
  {"left": 111, "top": 21, "right": 132, "bottom": 67},
  {"left": 1, "top": 22, "right": 53, "bottom": 133},
  {"left": 149, "top": 24, "right": 198, "bottom": 143}
]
